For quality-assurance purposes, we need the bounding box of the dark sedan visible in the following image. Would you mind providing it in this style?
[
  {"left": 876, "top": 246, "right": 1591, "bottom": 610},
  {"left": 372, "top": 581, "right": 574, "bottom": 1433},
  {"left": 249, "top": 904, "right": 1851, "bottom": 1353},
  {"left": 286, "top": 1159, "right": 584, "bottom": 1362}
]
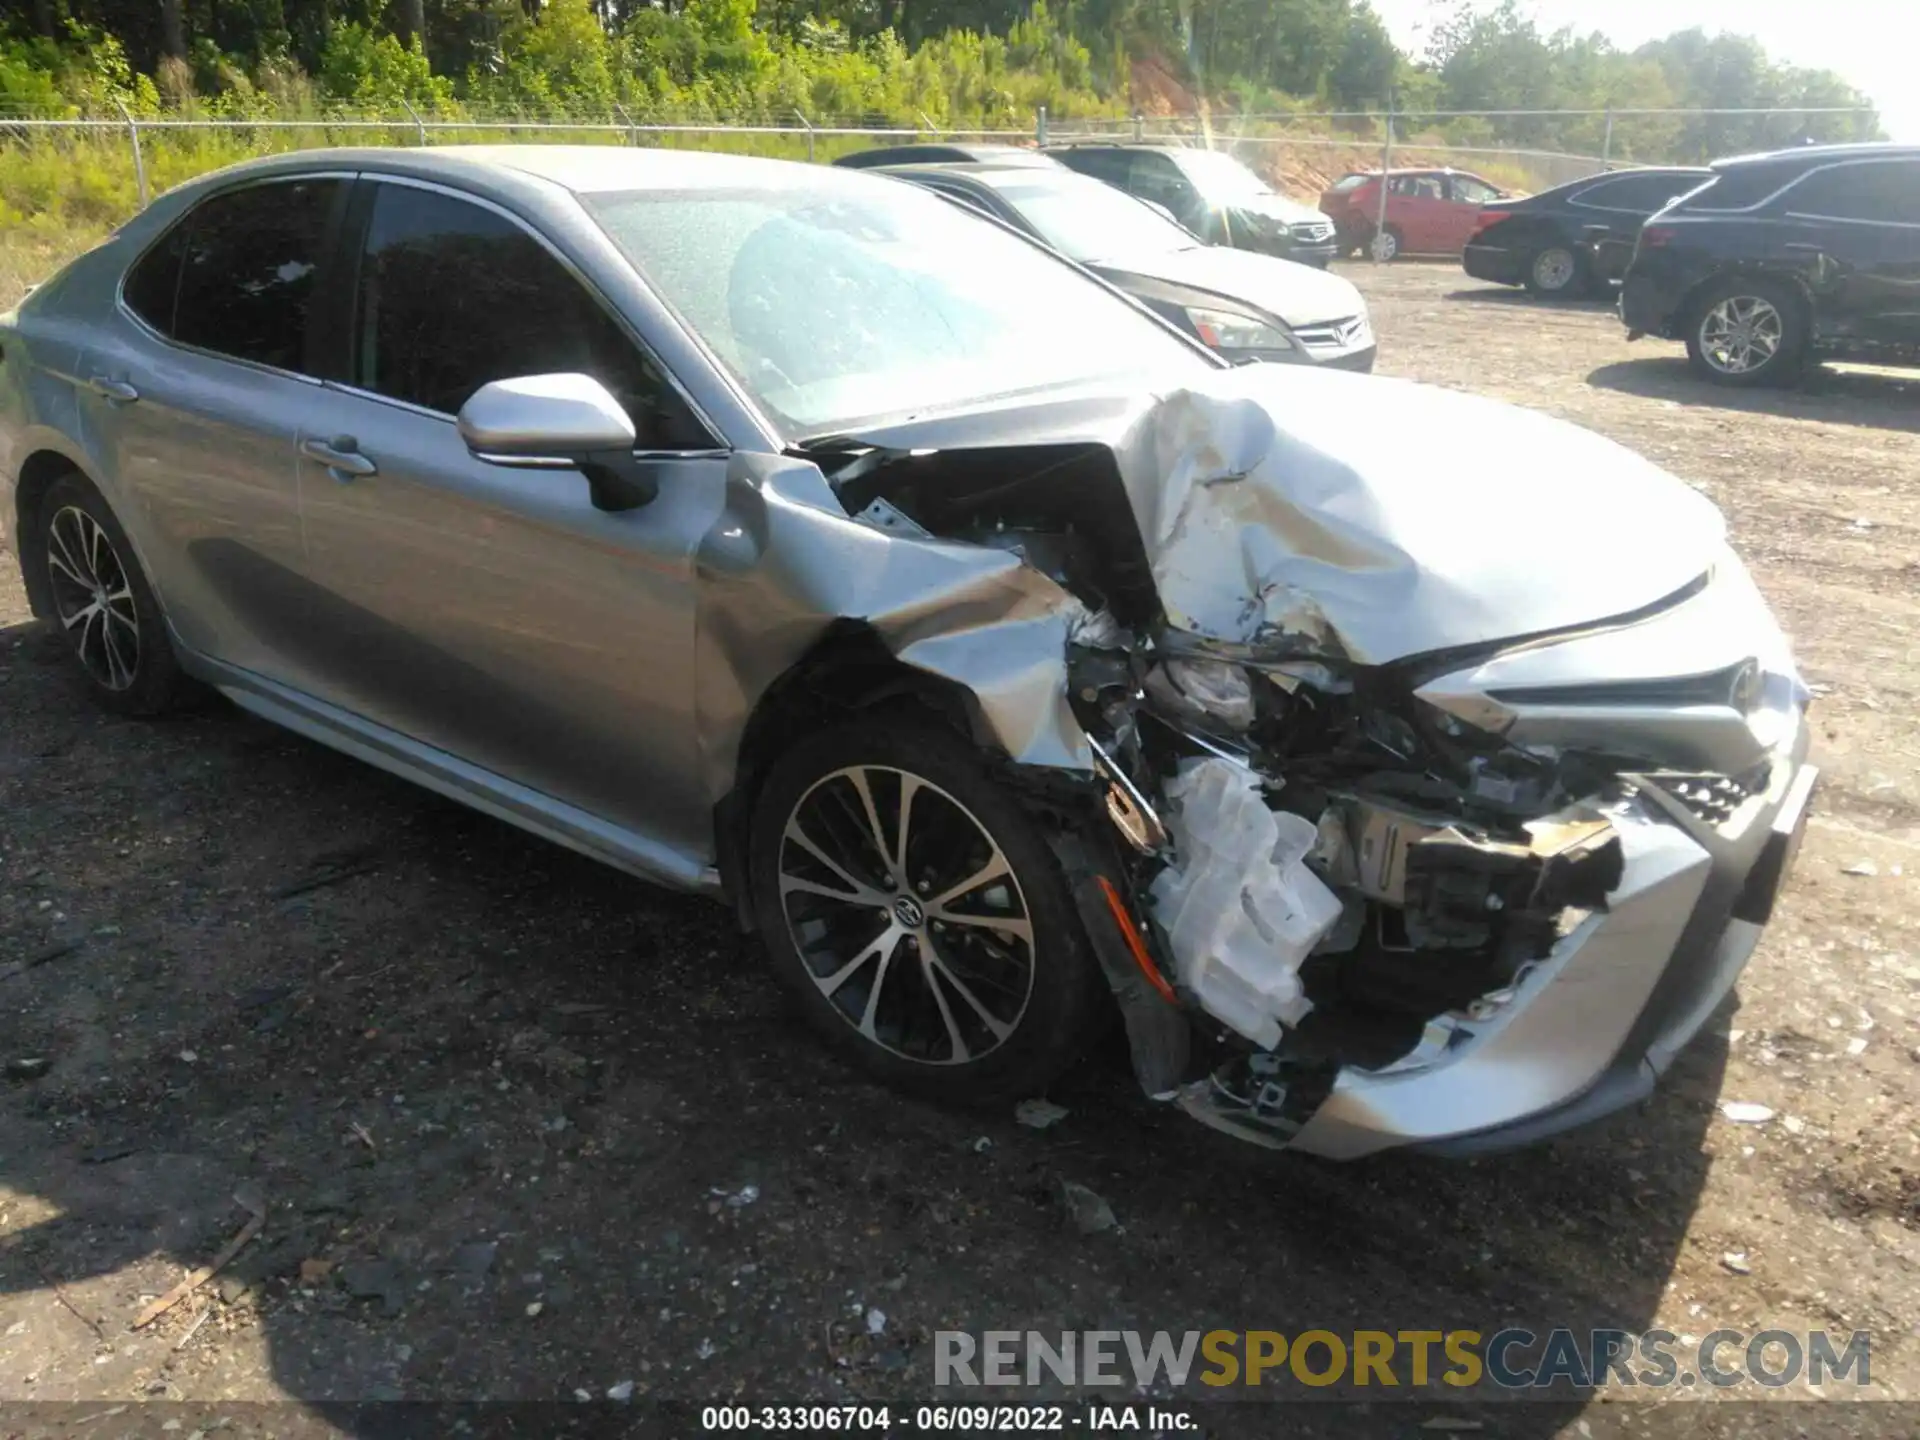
[
  {"left": 1463, "top": 166, "right": 1711, "bottom": 296},
  {"left": 875, "top": 161, "right": 1374, "bottom": 370}
]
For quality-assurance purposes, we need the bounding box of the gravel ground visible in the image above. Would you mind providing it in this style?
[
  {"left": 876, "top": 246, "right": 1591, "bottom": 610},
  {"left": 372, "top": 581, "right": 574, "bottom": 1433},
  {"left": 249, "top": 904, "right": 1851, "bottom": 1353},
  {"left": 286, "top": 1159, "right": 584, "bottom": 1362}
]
[{"left": 1, "top": 262, "right": 1916, "bottom": 1438}]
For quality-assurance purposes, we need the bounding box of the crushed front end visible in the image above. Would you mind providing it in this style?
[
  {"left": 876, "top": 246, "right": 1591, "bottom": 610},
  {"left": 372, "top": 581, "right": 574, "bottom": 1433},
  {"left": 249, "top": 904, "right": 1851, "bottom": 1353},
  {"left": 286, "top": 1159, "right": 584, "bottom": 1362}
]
[
  {"left": 1066, "top": 621, "right": 1815, "bottom": 1158},
  {"left": 816, "top": 364, "right": 1818, "bottom": 1157}
]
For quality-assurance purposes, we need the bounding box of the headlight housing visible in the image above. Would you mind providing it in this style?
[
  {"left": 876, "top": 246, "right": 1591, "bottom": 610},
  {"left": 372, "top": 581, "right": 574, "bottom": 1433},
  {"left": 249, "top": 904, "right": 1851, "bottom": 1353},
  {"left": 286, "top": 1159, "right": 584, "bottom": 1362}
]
[{"left": 1184, "top": 304, "right": 1295, "bottom": 357}]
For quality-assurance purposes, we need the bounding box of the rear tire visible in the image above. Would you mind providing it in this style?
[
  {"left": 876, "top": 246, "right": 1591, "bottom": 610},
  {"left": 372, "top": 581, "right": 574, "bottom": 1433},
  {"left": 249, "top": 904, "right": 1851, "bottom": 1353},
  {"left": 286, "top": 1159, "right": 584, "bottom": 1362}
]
[
  {"left": 1524, "top": 244, "right": 1588, "bottom": 297},
  {"left": 747, "top": 719, "right": 1103, "bottom": 1106},
  {"left": 1684, "top": 276, "right": 1807, "bottom": 387},
  {"left": 30, "top": 471, "right": 189, "bottom": 716}
]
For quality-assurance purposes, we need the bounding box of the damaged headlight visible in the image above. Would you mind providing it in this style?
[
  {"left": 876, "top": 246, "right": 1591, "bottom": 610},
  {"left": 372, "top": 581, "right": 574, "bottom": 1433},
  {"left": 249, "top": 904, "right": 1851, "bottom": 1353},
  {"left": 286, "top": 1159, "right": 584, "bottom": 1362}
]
[{"left": 1147, "top": 657, "right": 1257, "bottom": 731}]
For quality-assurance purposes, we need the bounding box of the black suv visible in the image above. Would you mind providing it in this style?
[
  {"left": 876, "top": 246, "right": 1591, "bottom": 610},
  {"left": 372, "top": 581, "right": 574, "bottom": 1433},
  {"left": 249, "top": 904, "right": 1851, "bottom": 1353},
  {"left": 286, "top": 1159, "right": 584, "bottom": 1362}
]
[
  {"left": 1620, "top": 143, "right": 1920, "bottom": 385},
  {"left": 1050, "top": 144, "right": 1338, "bottom": 267},
  {"left": 1464, "top": 166, "right": 1709, "bottom": 296}
]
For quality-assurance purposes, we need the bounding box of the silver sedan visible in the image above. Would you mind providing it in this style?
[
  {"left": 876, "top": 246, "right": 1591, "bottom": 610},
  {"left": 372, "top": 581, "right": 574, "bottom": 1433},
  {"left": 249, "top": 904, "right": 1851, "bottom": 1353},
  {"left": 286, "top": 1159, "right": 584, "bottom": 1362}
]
[{"left": 0, "top": 147, "right": 1817, "bottom": 1157}]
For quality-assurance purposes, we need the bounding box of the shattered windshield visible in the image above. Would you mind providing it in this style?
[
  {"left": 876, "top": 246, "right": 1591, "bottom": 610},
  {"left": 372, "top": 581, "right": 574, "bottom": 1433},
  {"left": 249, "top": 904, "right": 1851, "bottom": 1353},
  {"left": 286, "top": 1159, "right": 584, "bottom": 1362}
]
[{"left": 585, "top": 180, "right": 1206, "bottom": 437}]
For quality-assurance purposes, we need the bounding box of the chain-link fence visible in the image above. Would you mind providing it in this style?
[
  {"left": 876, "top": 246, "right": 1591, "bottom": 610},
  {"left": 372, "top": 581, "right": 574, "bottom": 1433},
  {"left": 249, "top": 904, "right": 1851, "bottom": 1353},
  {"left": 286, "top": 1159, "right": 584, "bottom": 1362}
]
[{"left": 0, "top": 99, "right": 1880, "bottom": 293}]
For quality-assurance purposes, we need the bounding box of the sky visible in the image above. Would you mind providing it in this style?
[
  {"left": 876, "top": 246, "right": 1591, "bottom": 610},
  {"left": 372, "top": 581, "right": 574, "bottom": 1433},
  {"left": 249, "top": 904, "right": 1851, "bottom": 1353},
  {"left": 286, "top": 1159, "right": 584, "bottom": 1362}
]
[{"left": 1370, "top": 0, "right": 1918, "bottom": 142}]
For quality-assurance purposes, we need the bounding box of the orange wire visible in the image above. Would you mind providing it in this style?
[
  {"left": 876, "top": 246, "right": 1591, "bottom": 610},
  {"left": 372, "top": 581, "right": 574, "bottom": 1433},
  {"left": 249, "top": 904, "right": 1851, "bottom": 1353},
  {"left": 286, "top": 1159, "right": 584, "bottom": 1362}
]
[{"left": 1096, "top": 875, "right": 1179, "bottom": 1005}]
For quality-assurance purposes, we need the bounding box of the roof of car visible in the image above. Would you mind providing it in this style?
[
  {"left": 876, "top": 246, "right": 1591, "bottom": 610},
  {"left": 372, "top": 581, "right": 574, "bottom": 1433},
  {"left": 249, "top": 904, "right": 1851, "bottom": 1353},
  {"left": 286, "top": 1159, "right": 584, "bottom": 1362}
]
[
  {"left": 1715, "top": 140, "right": 1920, "bottom": 170},
  {"left": 1334, "top": 167, "right": 1485, "bottom": 179},
  {"left": 176, "top": 144, "right": 869, "bottom": 197},
  {"left": 876, "top": 160, "right": 1086, "bottom": 184},
  {"left": 833, "top": 143, "right": 1056, "bottom": 168}
]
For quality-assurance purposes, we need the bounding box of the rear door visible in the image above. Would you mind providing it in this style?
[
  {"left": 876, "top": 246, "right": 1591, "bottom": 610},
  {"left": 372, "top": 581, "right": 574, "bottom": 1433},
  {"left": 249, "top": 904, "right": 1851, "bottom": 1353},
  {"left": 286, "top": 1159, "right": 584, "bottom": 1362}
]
[
  {"left": 1774, "top": 158, "right": 1920, "bottom": 347},
  {"left": 291, "top": 176, "right": 731, "bottom": 859},
  {"left": 75, "top": 175, "right": 347, "bottom": 677},
  {"left": 1566, "top": 171, "right": 1703, "bottom": 279},
  {"left": 1387, "top": 173, "right": 1449, "bottom": 251}
]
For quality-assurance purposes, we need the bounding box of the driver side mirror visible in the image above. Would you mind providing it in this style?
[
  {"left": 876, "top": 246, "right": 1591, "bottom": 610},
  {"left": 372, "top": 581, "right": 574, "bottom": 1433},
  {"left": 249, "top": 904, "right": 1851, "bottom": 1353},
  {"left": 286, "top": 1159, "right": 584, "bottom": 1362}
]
[{"left": 457, "top": 373, "right": 656, "bottom": 512}]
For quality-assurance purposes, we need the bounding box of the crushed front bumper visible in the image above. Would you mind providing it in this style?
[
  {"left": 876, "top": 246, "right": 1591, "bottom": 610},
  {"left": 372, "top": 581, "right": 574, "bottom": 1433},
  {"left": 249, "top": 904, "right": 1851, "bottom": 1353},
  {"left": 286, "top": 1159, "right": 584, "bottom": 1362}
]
[{"left": 1177, "top": 715, "right": 1815, "bottom": 1160}]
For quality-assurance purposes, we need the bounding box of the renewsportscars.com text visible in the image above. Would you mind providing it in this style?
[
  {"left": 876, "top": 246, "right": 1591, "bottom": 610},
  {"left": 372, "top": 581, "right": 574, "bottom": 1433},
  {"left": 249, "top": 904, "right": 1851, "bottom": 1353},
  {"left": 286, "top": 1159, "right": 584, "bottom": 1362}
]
[{"left": 935, "top": 1328, "right": 1872, "bottom": 1392}]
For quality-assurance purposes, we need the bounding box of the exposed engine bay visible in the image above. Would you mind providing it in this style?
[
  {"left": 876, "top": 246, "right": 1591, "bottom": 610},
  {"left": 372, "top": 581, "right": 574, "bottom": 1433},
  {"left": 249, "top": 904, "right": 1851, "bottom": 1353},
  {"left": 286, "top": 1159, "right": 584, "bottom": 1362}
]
[{"left": 802, "top": 367, "right": 1804, "bottom": 1151}]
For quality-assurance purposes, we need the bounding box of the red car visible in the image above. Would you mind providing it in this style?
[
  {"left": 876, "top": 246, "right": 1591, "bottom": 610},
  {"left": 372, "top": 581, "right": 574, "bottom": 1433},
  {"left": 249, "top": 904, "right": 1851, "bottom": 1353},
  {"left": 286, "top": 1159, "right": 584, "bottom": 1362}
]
[{"left": 1319, "top": 168, "right": 1513, "bottom": 261}]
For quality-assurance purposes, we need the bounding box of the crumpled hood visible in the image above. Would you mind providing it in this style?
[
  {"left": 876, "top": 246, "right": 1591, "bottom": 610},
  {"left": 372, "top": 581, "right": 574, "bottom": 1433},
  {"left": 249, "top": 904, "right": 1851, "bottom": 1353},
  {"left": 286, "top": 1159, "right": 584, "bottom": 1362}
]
[
  {"left": 1114, "top": 365, "right": 1724, "bottom": 664},
  {"left": 830, "top": 364, "right": 1726, "bottom": 667},
  {"left": 1093, "top": 244, "right": 1366, "bottom": 327}
]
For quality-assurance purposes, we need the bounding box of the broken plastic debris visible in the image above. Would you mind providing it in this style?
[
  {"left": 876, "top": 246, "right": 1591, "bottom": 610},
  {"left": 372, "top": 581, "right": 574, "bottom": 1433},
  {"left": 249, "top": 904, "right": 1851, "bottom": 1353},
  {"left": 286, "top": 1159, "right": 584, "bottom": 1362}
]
[
  {"left": 1718, "top": 1101, "right": 1774, "bottom": 1124},
  {"left": 710, "top": 1183, "right": 760, "bottom": 1208},
  {"left": 1148, "top": 758, "right": 1342, "bottom": 1048},
  {"left": 1013, "top": 1098, "right": 1069, "bottom": 1130},
  {"left": 866, "top": 1308, "right": 887, "bottom": 1336},
  {"left": 696, "top": 1338, "right": 717, "bottom": 1360},
  {"left": 606, "top": 1380, "right": 635, "bottom": 1402},
  {"left": 1057, "top": 1179, "right": 1116, "bottom": 1235},
  {"left": 1721, "top": 1252, "right": 1751, "bottom": 1276},
  {"left": 1845, "top": 1036, "right": 1868, "bottom": 1056},
  {"left": 1842, "top": 859, "right": 1878, "bottom": 877}
]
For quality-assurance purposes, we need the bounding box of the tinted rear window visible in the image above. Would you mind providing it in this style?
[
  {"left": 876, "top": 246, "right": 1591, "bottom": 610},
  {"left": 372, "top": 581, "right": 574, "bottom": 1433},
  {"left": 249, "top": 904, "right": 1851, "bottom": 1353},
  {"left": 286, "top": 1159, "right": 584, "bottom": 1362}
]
[
  {"left": 143, "top": 179, "right": 341, "bottom": 372},
  {"left": 1679, "top": 162, "right": 1807, "bottom": 212},
  {"left": 1574, "top": 172, "right": 1709, "bottom": 213},
  {"left": 1328, "top": 173, "right": 1371, "bottom": 192}
]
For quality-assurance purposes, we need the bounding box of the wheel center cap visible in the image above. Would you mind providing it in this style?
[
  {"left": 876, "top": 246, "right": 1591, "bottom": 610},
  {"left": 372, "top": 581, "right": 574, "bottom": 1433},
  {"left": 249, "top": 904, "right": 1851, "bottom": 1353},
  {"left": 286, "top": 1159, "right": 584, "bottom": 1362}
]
[{"left": 892, "top": 895, "right": 926, "bottom": 929}]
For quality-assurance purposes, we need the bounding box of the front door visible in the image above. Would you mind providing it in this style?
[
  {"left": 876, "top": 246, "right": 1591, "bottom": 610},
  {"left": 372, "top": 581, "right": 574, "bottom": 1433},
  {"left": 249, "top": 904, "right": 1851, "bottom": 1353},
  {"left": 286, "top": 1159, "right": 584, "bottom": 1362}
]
[{"left": 292, "top": 177, "right": 730, "bottom": 861}]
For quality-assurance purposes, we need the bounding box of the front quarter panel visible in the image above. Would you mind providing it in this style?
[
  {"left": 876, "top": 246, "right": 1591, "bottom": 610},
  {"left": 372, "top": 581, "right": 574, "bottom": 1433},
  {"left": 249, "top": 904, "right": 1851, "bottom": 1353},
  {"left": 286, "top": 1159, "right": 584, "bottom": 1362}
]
[{"left": 692, "top": 453, "right": 1093, "bottom": 803}]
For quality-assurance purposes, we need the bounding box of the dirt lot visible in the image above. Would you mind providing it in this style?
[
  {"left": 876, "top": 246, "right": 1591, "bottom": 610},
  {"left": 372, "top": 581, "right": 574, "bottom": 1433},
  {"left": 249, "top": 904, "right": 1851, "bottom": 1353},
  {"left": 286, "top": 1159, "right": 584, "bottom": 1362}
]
[{"left": 1, "top": 262, "right": 1917, "bottom": 1437}]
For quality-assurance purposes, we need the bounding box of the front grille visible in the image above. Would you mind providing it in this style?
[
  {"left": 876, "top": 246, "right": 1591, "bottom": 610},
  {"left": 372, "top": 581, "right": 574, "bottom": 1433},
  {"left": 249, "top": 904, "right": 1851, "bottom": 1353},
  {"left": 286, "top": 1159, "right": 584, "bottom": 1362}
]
[
  {"left": 1290, "top": 220, "right": 1335, "bottom": 243},
  {"left": 1294, "top": 316, "right": 1370, "bottom": 352},
  {"left": 1643, "top": 764, "right": 1770, "bottom": 828}
]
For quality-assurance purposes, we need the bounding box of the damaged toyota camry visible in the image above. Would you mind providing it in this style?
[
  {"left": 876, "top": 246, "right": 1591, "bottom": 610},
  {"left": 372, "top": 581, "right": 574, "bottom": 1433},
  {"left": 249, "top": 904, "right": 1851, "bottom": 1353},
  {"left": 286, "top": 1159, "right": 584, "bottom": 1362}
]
[{"left": 0, "top": 148, "right": 1818, "bottom": 1158}]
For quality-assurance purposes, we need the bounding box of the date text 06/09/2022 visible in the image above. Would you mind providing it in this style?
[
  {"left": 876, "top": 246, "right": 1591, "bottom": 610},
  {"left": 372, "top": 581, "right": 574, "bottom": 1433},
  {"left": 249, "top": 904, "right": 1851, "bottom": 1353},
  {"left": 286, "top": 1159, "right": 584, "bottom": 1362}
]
[{"left": 700, "top": 1404, "right": 1195, "bottom": 1431}]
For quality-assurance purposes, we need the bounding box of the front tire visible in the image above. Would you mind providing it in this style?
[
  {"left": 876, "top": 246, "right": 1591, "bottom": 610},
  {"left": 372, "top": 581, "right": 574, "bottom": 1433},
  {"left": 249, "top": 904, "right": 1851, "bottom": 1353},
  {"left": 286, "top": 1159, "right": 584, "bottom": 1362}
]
[
  {"left": 1369, "top": 225, "right": 1403, "bottom": 263},
  {"left": 747, "top": 719, "right": 1103, "bottom": 1105},
  {"left": 1685, "top": 277, "right": 1807, "bottom": 387},
  {"left": 31, "top": 471, "right": 189, "bottom": 715}
]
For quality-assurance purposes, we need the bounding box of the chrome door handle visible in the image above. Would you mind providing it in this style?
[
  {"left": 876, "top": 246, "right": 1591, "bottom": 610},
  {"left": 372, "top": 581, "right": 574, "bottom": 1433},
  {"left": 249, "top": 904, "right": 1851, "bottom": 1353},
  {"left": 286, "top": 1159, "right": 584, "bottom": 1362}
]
[
  {"left": 87, "top": 376, "right": 139, "bottom": 403},
  {"left": 300, "top": 436, "right": 377, "bottom": 479}
]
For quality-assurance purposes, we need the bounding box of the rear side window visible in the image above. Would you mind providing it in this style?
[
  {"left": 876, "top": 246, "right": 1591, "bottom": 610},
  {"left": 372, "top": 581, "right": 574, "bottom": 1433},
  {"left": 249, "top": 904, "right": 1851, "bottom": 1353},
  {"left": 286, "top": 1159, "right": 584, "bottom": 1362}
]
[
  {"left": 352, "top": 183, "right": 708, "bottom": 447},
  {"left": 1059, "top": 149, "right": 1129, "bottom": 182},
  {"left": 1782, "top": 160, "right": 1920, "bottom": 224},
  {"left": 134, "top": 179, "right": 342, "bottom": 372},
  {"left": 122, "top": 225, "right": 188, "bottom": 334},
  {"left": 1678, "top": 161, "right": 1805, "bottom": 212},
  {"left": 1572, "top": 173, "right": 1702, "bottom": 213}
]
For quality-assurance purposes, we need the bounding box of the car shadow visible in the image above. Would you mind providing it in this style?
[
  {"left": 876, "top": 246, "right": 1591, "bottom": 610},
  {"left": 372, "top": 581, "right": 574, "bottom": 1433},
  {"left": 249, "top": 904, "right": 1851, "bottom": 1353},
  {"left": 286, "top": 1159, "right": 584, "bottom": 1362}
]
[
  {"left": 1446, "top": 285, "right": 1618, "bottom": 311},
  {"left": 0, "top": 613, "right": 1720, "bottom": 1431},
  {"left": 1587, "top": 356, "right": 1920, "bottom": 435}
]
